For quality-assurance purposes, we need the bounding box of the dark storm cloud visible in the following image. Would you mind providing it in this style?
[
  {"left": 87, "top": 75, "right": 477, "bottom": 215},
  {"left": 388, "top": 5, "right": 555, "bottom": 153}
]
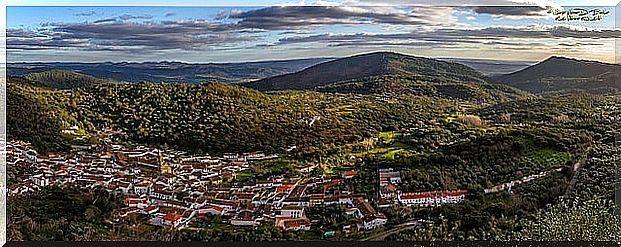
[
  {"left": 326, "top": 41, "right": 448, "bottom": 47},
  {"left": 227, "top": 6, "right": 443, "bottom": 30},
  {"left": 93, "top": 18, "right": 118, "bottom": 24},
  {"left": 547, "top": 26, "right": 621, "bottom": 39},
  {"left": 278, "top": 32, "right": 487, "bottom": 47},
  {"left": 9, "top": 6, "right": 455, "bottom": 53},
  {"left": 8, "top": 5, "right": 618, "bottom": 55},
  {"left": 468, "top": 6, "right": 548, "bottom": 16},
  {"left": 442, "top": 26, "right": 621, "bottom": 39},
  {"left": 277, "top": 26, "right": 621, "bottom": 47},
  {"left": 353, "top": 0, "right": 549, "bottom": 6},
  {"left": 558, "top": 42, "right": 605, "bottom": 47},
  {"left": 351, "top": 0, "right": 553, "bottom": 18},
  {"left": 7, "top": 28, "right": 45, "bottom": 39},
  {"left": 7, "top": 20, "right": 251, "bottom": 52},
  {"left": 7, "top": 28, "right": 89, "bottom": 50}
]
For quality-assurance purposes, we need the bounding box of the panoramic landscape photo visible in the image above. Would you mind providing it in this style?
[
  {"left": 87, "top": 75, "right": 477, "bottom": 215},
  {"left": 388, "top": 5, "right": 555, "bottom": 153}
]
[{"left": 5, "top": 3, "right": 621, "bottom": 241}]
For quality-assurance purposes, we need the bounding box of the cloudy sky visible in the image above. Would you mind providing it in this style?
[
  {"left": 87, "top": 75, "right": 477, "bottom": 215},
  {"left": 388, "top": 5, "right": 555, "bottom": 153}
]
[{"left": 6, "top": 1, "right": 620, "bottom": 63}]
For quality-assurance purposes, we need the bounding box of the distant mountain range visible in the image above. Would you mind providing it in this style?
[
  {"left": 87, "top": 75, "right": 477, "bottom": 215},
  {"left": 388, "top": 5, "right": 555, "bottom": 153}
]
[
  {"left": 243, "top": 52, "right": 537, "bottom": 103},
  {"left": 9, "top": 52, "right": 619, "bottom": 95},
  {"left": 20, "top": 70, "right": 114, "bottom": 89},
  {"left": 8, "top": 56, "right": 530, "bottom": 85},
  {"left": 244, "top": 52, "right": 490, "bottom": 91},
  {"left": 245, "top": 52, "right": 619, "bottom": 95},
  {"left": 492, "top": 56, "right": 621, "bottom": 94},
  {"left": 8, "top": 58, "right": 332, "bottom": 84}
]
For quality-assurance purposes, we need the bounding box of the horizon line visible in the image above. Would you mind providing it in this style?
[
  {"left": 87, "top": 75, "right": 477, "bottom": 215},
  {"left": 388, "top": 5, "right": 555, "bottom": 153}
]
[{"left": 8, "top": 53, "right": 621, "bottom": 65}]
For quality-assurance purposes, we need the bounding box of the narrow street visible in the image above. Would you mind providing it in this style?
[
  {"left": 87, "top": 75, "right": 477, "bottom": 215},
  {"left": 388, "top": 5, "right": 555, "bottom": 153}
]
[
  {"left": 484, "top": 167, "right": 563, "bottom": 194},
  {"left": 564, "top": 147, "right": 592, "bottom": 196},
  {"left": 485, "top": 146, "right": 592, "bottom": 195},
  {"left": 362, "top": 220, "right": 419, "bottom": 241}
]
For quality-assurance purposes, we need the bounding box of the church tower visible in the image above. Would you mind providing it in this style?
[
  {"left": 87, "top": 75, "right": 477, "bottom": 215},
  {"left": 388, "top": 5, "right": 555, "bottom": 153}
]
[{"left": 158, "top": 149, "right": 172, "bottom": 174}]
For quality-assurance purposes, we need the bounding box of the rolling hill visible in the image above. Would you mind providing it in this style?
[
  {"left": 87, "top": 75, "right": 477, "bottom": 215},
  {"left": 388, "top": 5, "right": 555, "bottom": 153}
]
[
  {"left": 8, "top": 58, "right": 332, "bottom": 84},
  {"left": 244, "top": 52, "right": 491, "bottom": 91},
  {"left": 7, "top": 74, "right": 463, "bottom": 155},
  {"left": 492, "top": 56, "right": 621, "bottom": 94},
  {"left": 24, "top": 69, "right": 114, "bottom": 89},
  {"left": 8, "top": 57, "right": 531, "bottom": 85}
]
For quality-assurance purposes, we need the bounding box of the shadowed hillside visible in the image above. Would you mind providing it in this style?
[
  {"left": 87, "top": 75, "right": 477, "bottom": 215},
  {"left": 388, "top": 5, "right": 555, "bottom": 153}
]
[
  {"left": 9, "top": 58, "right": 332, "bottom": 84},
  {"left": 492, "top": 56, "right": 621, "bottom": 94},
  {"left": 24, "top": 69, "right": 113, "bottom": 89},
  {"left": 244, "top": 52, "right": 490, "bottom": 91}
]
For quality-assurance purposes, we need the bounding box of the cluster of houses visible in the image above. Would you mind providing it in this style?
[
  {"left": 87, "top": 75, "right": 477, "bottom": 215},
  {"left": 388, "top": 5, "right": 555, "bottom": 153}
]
[
  {"left": 7, "top": 140, "right": 388, "bottom": 233},
  {"left": 378, "top": 168, "right": 401, "bottom": 202},
  {"left": 378, "top": 168, "right": 466, "bottom": 207},
  {"left": 397, "top": 191, "right": 466, "bottom": 206}
]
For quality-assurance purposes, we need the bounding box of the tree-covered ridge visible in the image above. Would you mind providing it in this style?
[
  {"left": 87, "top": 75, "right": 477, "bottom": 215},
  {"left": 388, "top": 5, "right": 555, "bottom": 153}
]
[
  {"left": 338, "top": 91, "right": 616, "bottom": 241},
  {"left": 7, "top": 81, "right": 89, "bottom": 153},
  {"left": 245, "top": 52, "right": 491, "bottom": 91},
  {"left": 315, "top": 75, "right": 532, "bottom": 103},
  {"left": 515, "top": 197, "right": 621, "bottom": 241},
  {"left": 567, "top": 142, "right": 619, "bottom": 201},
  {"left": 25, "top": 69, "right": 115, "bottom": 89},
  {"left": 8, "top": 78, "right": 460, "bottom": 156},
  {"left": 478, "top": 93, "right": 620, "bottom": 123},
  {"left": 9, "top": 58, "right": 333, "bottom": 84},
  {"left": 493, "top": 56, "right": 621, "bottom": 94},
  {"left": 393, "top": 127, "right": 588, "bottom": 191},
  {"left": 8, "top": 186, "right": 125, "bottom": 241}
]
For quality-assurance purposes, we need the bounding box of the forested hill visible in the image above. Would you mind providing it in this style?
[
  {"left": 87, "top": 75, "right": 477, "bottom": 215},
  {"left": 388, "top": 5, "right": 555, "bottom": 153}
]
[
  {"left": 7, "top": 53, "right": 533, "bottom": 155},
  {"left": 492, "top": 56, "right": 621, "bottom": 94},
  {"left": 244, "top": 52, "right": 490, "bottom": 91},
  {"left": 7, "top": 76, "right": 459, "bottom": 155},
  {"left": 24, "top": 69, "right": 114, "bottom": 89},
  {"left": 9, "top": 58, "right": 332, "bottom": 84}
]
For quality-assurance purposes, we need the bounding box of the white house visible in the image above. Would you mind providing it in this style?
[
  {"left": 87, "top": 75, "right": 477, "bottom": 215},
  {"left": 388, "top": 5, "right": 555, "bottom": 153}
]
[
  {"left": 358, "top": 216, "right": 387, "bottom": 231},
  {"left": 134, "top": 181, "right": 152, "bottom": 195},
  {"left": 31, "top": 174, "right": 49, "bottom": 187},
  {"left": 354, "top": 198, "right": 387, "bottom": 231},
  {"left": 398, "top": 191, "right": 466, "bottom": 207},
  {"left": 150, "top": 188, "right": 176, "bottom": 200},
  {"left": 153, "top": 213, "right": 183, "bottom": 228},
  {"left": 279, "top": 206, "right": 305, "bottom": 218},
  {"left": 197, "top": 205, "right": 225, "bottom": 217},
  {"left": 276, "top": 217, "right": 311, "bottom": 231}
]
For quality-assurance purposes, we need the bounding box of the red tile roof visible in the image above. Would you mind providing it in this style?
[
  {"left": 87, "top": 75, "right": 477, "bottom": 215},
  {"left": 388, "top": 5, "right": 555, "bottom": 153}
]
[
  {"left": 200, "top": 205, "right": 225, "bottom": 212},
  {"left": 276, "top": 185, "right": 292, "bottom": 192},
  {"left": 443, "top": 190, "right": 466, "bottom": 196},
  {"left": 283, "top": 218, "right": 310, "bottom": 228},
  {"left": 343, "top": 170, "right": 357, "bottom": 176},
  {"left": 162, "top": 213, "right": 182, "bottom": 222},
  {"left": 400, "top": 192, "right": 433, "bottom": 200}
]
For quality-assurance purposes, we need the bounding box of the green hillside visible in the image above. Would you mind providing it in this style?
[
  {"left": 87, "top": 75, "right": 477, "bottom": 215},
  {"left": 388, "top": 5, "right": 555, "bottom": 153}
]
[
  {"left": 492, "top": 56, "right": 621, "bottom": 94},
  {"left": 245, "top": 52, "right": 490, "bottom": 91},
  {"left": 8, "top": 77, "right": 459, "bottom": 156},
  {"left": 25, "top": 69, "right": 114, "bottom": 89}
]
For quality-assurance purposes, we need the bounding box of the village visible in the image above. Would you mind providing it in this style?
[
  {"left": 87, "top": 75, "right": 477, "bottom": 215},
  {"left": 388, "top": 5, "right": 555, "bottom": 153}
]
[{"left": 6, "top": 136, "right": 467, "bottom": 234}]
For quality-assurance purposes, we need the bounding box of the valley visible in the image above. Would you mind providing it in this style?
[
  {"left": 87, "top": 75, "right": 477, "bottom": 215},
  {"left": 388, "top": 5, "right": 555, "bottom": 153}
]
[{"left": 6, "top": 51, "right": 621, "bottom": 241}]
